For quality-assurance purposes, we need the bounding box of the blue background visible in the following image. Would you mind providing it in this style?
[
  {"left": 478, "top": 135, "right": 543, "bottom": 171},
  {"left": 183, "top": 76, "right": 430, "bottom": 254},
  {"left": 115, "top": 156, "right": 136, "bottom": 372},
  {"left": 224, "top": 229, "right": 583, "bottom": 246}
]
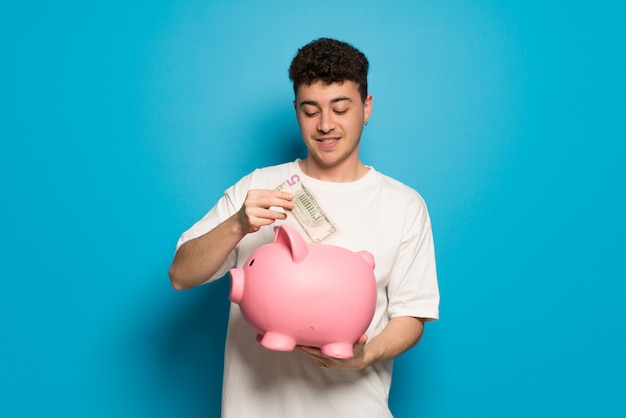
[{"left": 2, "top": 1, "right": 625, "bottom": 417}]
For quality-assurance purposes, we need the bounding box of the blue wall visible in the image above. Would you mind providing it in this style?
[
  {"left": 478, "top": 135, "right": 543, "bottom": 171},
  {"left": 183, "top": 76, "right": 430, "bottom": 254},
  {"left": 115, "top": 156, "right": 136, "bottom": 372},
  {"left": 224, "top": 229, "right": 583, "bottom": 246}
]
[{"left": 2, "top": 1, "right": 625, "bottom": 417}]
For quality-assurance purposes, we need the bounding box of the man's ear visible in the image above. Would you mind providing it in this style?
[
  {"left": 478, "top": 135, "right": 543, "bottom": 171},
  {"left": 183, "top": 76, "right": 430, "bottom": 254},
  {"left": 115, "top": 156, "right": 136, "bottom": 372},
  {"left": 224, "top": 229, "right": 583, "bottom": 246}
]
[
  {"left": 364, "top": 94, "right": 373, "bottom": 122},
  {"left": 293, "top": 100, "right": 300, "bottom": 124}
]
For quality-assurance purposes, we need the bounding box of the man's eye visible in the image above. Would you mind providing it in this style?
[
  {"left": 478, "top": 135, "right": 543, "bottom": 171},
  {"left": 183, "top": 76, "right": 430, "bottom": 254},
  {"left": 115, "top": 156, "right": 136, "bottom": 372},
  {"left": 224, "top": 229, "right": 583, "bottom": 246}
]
[
  {"left": 304, "top": 111, "right": 318, "bottom": 117},
  {"left": 334, "top": 109, "right": 348, "bottom": 115}
]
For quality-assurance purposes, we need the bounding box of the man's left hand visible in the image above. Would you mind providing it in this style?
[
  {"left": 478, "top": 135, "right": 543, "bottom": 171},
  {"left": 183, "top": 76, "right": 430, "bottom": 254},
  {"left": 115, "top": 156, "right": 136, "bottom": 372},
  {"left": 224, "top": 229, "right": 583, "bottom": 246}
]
[{"left": 298, "top": 334, "right": 371, "bottom": 370}]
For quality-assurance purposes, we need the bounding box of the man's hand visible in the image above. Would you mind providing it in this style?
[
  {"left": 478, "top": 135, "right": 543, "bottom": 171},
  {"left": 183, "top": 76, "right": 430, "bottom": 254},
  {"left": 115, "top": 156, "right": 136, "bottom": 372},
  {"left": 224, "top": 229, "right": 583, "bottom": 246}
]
[
  {"left": 237, "top": 189, "right": 294, "bottom": 234},
  {"left": 298, "top": 335, "right": 373, "bottom": 370},
  {"left": 297, "top": 317, "right": 425, "bottom": 370}
]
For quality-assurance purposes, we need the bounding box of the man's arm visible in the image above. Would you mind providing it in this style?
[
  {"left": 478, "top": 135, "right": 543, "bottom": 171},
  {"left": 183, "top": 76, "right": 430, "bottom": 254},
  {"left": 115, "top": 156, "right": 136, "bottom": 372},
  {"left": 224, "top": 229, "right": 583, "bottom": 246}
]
[
  {"left": 299, "top": 316, "right": 425, "bottom": 370},
  {"left": 168, "top": 189, "right": 294, "bottom": 290}
]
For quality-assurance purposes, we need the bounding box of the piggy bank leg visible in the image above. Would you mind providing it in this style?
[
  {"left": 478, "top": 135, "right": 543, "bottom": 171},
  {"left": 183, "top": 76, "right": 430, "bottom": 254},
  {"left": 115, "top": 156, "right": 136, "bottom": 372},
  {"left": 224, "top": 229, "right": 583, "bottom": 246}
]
[
  {"left": 260, "top": 331, "right": 297, "bottom": 352},
  {"left": 321, "top": 342, "right": 354, "bottom": 359}
]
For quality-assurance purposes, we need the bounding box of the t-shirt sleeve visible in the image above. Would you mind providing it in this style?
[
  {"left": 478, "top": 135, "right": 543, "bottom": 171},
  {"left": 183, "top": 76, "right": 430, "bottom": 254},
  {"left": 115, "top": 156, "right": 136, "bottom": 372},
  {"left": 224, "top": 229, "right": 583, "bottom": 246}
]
[{"left": 386, "top": 195, "right": 440, "bottom": 321}]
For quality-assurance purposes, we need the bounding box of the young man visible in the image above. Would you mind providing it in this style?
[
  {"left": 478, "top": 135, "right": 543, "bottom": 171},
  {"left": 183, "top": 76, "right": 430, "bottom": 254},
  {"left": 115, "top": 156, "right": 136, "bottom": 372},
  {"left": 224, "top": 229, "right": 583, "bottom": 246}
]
[{"left": 169, "top": 38, "right": 439, "bottom": 417}]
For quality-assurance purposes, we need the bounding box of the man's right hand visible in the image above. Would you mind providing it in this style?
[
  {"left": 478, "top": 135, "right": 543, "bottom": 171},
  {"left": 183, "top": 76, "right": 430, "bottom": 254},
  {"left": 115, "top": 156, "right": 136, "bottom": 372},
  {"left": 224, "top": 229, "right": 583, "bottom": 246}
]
[{"left": 236, "top": 189, "right": 294, "bottom": 234}]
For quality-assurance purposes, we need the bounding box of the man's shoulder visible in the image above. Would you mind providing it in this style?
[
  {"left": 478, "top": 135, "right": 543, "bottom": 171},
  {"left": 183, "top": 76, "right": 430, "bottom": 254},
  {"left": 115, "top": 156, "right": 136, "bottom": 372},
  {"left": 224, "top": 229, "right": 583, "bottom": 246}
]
[
  {"left": 223, "top": 161, "right": 297, "bottom": 197},
  {"left": 373, "top": 169, "right": 425, "bottom": 203},
  {"left": 233, "top": 161, "right": 297, "bottom": 186}
]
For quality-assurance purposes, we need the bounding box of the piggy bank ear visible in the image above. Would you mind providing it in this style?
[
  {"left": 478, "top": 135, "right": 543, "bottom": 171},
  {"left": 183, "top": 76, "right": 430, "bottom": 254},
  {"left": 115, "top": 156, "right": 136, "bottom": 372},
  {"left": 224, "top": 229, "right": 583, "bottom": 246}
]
[
  {"left": 274, "top": 225, "right": 308, "bottom": 264},
  {"left": 357, "top": 250, "right": 376, "bottom": 270}
]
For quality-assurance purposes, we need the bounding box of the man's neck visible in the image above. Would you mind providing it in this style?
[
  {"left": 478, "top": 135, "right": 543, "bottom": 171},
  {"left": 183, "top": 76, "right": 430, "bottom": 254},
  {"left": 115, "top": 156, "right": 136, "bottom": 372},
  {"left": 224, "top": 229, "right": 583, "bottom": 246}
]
[{"left": 298, "top": 158, "right": 369, "bottom": 183}]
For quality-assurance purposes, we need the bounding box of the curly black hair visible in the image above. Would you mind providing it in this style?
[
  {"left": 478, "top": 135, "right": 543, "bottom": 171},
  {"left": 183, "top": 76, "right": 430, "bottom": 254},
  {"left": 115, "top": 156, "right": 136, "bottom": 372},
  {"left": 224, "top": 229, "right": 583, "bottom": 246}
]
[{"left": 288, "top": 38, "right": 369, "bottom": 102}]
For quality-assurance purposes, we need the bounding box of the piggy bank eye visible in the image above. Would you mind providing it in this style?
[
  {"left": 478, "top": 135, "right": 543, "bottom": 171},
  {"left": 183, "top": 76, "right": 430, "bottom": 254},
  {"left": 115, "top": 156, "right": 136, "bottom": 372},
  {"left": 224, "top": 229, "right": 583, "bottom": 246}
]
[{"left": 249, "top": 259, "right": 255, "bottom": 267}]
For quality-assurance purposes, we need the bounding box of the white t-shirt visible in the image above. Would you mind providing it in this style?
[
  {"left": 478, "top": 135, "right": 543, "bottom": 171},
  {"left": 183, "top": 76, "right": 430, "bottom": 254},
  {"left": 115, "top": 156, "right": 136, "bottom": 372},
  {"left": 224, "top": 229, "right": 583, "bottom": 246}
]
[{"left": 176, "top": 160, "right": 439, "bottom": 417}]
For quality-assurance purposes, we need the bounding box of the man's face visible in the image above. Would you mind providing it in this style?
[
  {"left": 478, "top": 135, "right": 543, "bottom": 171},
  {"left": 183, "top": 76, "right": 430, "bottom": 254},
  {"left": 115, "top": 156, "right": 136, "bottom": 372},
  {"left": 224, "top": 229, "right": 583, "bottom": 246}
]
[{"left": 294, "top": 80, "right": 372, "bottom": 174}]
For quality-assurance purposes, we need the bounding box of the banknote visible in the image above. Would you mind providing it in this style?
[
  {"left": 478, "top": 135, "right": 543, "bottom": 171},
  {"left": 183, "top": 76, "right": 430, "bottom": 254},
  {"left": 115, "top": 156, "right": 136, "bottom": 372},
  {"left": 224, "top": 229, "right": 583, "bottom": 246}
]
[{"left": 275, "top": 174, "right": 339, "bottom": 243}]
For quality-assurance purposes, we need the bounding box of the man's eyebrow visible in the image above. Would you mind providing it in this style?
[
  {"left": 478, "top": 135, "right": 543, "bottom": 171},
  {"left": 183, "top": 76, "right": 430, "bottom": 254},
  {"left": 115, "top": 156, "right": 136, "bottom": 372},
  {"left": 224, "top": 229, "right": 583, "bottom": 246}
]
[
  {"left": 298, "top": 97, "right": 353, "bottom": 106},
  {"left": 331, "top": 96, "right": 353, "bottom": 104}
]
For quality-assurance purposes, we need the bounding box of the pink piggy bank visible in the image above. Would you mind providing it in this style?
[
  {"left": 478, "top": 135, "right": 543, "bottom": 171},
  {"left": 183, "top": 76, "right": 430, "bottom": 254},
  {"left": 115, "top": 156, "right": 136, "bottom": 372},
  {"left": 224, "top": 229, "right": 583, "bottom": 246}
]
[{"left": 229, "top": 224, "right": 376, "bottom": 359}]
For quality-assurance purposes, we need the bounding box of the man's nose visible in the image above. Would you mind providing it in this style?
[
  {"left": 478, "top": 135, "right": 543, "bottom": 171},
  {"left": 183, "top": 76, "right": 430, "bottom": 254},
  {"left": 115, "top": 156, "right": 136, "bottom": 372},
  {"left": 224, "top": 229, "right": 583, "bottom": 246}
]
[{"left": 317, "top": 111, "right": 335, "bottom": 133}]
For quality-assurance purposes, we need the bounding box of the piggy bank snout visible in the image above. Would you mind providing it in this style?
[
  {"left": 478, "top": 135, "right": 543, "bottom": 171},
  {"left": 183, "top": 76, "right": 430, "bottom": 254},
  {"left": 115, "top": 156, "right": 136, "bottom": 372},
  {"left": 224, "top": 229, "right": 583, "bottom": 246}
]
[{"left": 229, "top": 268, "right": 244, "bottom": 304}]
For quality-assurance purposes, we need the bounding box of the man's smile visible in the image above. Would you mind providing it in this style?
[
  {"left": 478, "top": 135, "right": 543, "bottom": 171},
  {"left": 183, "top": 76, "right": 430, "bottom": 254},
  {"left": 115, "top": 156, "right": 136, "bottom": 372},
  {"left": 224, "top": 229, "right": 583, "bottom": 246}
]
[{"left": 316, "top": 137, "right": 340, "bottom": 145}]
